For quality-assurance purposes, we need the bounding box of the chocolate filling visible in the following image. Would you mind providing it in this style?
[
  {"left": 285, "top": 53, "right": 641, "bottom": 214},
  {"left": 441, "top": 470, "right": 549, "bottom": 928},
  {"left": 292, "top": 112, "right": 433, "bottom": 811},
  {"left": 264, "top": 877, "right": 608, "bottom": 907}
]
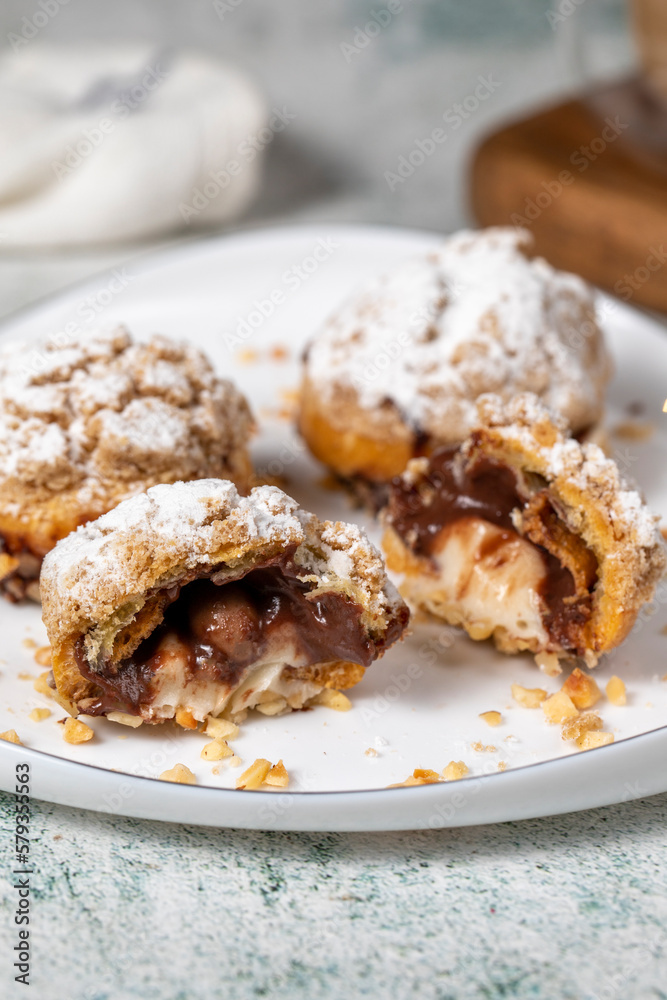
[
  {"left": 76, "top": 557, "right": 403, "bottom": 717},
  {"left": 386, "top": 446, "right": 598, "bottom": 653}
]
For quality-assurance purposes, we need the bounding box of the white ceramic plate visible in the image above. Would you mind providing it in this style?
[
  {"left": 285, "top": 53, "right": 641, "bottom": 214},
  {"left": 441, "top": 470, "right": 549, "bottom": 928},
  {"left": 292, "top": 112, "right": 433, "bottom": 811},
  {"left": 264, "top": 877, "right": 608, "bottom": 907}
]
[{"left": 1, "top": 224, "right": 666, "bottom": 831}]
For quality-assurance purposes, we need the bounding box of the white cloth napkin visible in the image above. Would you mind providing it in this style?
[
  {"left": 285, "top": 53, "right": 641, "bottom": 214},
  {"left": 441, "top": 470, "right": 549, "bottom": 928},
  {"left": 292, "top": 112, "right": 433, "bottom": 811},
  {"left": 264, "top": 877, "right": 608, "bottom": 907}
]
[{"left": 0, "top": 45, "right": 267, "bottom": 246}]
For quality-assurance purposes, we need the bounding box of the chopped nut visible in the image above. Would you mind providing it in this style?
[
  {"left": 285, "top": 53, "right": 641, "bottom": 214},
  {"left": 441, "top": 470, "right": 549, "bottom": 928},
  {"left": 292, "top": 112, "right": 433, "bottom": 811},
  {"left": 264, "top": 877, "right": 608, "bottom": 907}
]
[
  {"left": 237, "top": 348, "right": 258, "bottom": 364},
  {"left": 229, "top": 754, "right": 242, "bottom": 768},
  {"left": 18, "top": 672, "right": 35, "bottom": 681},
  {"left": 269, "top": 344, "right": 289, "bottom": 362},
  {"left": 535, "top": 652, "right": 562, "bottom": 676},
  {"left": 511, "top": 683, "right": 547, "bottom": 708},
  {"left": 33, "top": 672, "right": 54, "bottom": 699},
  {"left": 479, "top": 710, "right": 502, "bottom": 727},
  {"left": 175, "top": 708, "right": 198, "bottom": 730},
  {"left": 576, "top": 731, "right": 614, "bottom": 751},
  {"left": 561, "top": 712, "right": 603, "bottom": 741},
  {"left": 22, "top": 638, "right": 37, "bottom": 650},
  {"left": 29, "top": 708, "right": 51, "bottom": 722},
  {"left": 264, "top": 760, "right": 289, "bottom": 787},
  {"left": 471, "top": 742, "right": 496, "bottom": 752},
  {"left": 236, "top": 758, "right": 272, "bottom": 790},
  {"left": 204, "top": 717, "right": 240, "bottom": 741},
  {"left": 34, "top": 646, "right": 52, "bottom": 667},
  {"left": 389, "top": 768, "right": 441, "bottom": 787},
  {"left": 200, "top": 739, "right": 233, "bottom": 761},
  {"left": 255, "top": 696, "right": 288, "bottom": 716},
  {"left": 497, "top": 761, "right": 507, "bottom": 772},
  {"left": 62, "top": 718, "right": 94, "bottom": 744},
  {"left": 159, "top": 763, "right": 196, "bottom": 784},
  {"left": 542, "top": 690, "right": 579, "bottom": 724},
  {"left": 0, "top": 729, "right": 22, "bottom": 745},
  {"left": 442, "top": 760, "right": 468, "bottom": 781},
  {"left": 413, "top": 768, "right": 441, "bottom": 783},
  {"left": 606, "top": 676, "right": 627, "bottom": 706},
  {"left": 312, "top": 689, "right": 352, "bottom": 712},
  {"left": 364, "top": 747, "right": 378, "bottom": 757},
  {"left": 561, "top": 667, "right": 601, "bottom": 709},
  {"left": 107, "top": 711, "right": 143, "bottom": 728},
  {"left": 612, "top": 420, "right": 654, "bottom": 441}
]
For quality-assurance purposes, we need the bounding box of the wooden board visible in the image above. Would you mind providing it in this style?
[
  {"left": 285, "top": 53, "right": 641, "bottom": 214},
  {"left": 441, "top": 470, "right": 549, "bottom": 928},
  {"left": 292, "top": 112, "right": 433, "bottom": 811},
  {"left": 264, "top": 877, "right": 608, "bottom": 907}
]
[{"left": 470, "top": 94, "right": 667, "bottom": 312}]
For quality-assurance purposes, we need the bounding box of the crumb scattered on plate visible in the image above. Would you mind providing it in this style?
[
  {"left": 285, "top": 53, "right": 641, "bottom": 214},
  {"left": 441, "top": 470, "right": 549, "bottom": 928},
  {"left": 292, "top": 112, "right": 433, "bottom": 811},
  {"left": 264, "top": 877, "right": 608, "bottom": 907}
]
[{"left": 159, "top": 763, "right": 196, "bottom": 784}]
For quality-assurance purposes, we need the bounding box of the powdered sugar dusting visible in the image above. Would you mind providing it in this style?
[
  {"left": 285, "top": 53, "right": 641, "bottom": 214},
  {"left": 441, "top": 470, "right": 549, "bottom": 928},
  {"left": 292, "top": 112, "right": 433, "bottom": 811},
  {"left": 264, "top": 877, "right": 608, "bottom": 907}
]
[
  {"left": 473, "top": 393, "right": 665, "bottom": 554},
  {"left": 0, "top": 325, "right": 253, "bottom": 515},
  {"left": 41, "top": 480, "right": 407, "bottom": 648},
  {"left": 305, "top": 228, "right": 610, "bottom": 440}
]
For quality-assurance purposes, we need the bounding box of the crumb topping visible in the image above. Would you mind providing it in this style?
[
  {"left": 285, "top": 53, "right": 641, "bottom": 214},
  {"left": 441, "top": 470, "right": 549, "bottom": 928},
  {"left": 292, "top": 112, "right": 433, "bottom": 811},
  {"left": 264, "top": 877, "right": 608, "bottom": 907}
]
[
  {"left": 41, "top": 480, "right": 406, "bottom": 652},
  {"left": 304, "top": 228, "right": 609, "bottom": 440},
  {"left": 0, "top": 326, "right": 253, "bottom": 516}
]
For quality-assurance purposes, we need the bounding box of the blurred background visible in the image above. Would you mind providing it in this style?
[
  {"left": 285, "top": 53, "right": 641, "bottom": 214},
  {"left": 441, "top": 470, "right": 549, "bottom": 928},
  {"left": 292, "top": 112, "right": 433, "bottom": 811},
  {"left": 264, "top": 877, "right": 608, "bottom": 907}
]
[{"left": 0, "top": 0, "right": 650, "bottom": 319}]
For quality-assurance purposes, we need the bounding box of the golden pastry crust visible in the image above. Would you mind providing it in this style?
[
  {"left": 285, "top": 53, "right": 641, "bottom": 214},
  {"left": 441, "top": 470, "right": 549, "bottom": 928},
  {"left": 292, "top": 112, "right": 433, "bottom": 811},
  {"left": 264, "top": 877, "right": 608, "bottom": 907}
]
[
  {"left": 300, "top": 228, "right": 611, "bottom": 494},
  {"left": 40, "top": 479, "right": 409, "bottom": 723},
  {"left": 382, "top": 393, "right": 666, "bottom": 667},
  {"left": 0, "top": 326, "right": 254, "bottom": 600}
]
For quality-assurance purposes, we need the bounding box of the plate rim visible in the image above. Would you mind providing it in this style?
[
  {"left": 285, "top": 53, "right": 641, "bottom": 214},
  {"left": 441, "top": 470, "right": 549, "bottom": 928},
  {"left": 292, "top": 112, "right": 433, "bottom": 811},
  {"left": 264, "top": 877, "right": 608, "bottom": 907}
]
[{"left": 1, "top": 221, "right": 666, "bottom": 830}]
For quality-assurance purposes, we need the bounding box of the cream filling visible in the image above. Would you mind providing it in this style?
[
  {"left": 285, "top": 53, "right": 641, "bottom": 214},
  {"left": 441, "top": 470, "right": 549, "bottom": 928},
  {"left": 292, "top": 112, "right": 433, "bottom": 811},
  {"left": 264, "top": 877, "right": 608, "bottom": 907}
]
[
  {"left": 404, "top": 517, "right": 551, "bottom": 650},
  {"left": 135, "top": 630, "right": 322, "bottom": 723}
]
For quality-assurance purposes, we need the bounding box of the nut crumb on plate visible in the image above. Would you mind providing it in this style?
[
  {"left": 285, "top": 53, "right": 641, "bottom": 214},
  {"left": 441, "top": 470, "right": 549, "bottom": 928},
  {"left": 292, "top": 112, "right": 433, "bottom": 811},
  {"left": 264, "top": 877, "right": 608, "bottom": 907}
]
[
  {"left": 312, "top": 689, "right": 352, "bottom": 712},
  {"left": 576, "top": 731, "right": 614, "bottom": 751},
  {"left": 511, "top": 684, "right": 547, "bottom": 708},
  {"left": 29, "top": 708, "right": 51, "bottom": 722},
  {"left": 442, "top": 761, "right": 469, "bottom": 781},
  {"left": 365, "top": 747, "right": 378, "bottom": 757},
  {"left": 498, "top": 761, "right": 507, "bottom": 772},
  {"left": 561, "top": 712, "right": 603, "bottom": 741},
  {"left": 236, "top": 758, "right": 272, "bottom": 790},
  {"left": 0, "top": 729, "right": 22, "bottom": 744},
  {"left": 62, "top": 718, "right": 94, "bottom": 744},
  {"left": 612, "top": 420, "right": 655, "bottom": 441},
  {"left": 606, "top": 676, "right": 627, "bottom": 706},
  {"left": 159, "top": 763, "right": 196, "bottom": 784},
  {"left": 542, "top": 691, "right": 579, "bottom": 724},
  {"left": 479, "top": 710, "right": 502, "bottom": 726},
  {"left": 561, "top": 667, "right": 601, "bottom": 709},
  {"left": 264, "top": 760, "right": 289, "bottom": 787},
  {"left": 471, "top": 741, "right": 496, "bottom": 752},
  {"left": 200, "top": 738, "right": 233, "bottom": 761},
  {"left": 205, "top": 717, "right": 240, "bottom": 741},
  {"left": 33, "top": 672, "right": 54, "bottom": 698},
  {"left": 389, "top": 768, "right": 441, "bottom": 787},
  {"left": 34, "top": 646, "right": 52, "bottom": 667}
]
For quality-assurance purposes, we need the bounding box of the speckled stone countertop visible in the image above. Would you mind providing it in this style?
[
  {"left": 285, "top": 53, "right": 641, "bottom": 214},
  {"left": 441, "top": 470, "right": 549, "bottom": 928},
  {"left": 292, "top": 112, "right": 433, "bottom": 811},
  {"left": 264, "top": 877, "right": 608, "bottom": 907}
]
[
  {"left": 1, "top": 3, "right": 666, "bottom": 998},
  {"left": 2, "top": 793, "right": 667, "bottom": 999}
]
